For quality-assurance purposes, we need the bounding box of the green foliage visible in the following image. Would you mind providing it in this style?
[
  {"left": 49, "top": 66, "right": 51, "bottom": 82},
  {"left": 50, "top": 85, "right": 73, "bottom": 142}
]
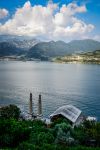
[
  {"left": 67, "top": 146, "right": 100, "bottom": 150},
  {"left": 0, "top": 105, "right": 100, "bottom": 149},
  {"left": 54, "top": 122, "right": 75, "bottom": 146},
  {"left": 29, "top": 120, "right": 54, "bottom": 146},
  {"left": 18, "top": 143, "right": 60, "bottom": 150},
  {"left": 0, "top": 119, "right": 31, "bottom": 148},
  {"left": 51, "top": 117, "right": 70, "bottom": 127},
  {"left": 18, "top": 144, "right": 100, "bottom": 150},
  {"left": 0, "top": 105, "right": 21, "bottom": 120},
  {"left": 72, "top": 120, "right": 100, "bottom": 147},
  {"left": 18, "top": 142, "right": 38, "bottom": 150}
]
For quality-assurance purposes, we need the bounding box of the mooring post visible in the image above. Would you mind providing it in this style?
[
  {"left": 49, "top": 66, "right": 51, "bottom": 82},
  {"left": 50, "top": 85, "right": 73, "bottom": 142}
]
[
  {"left": 29, "top": 93, "right": 33, "bottom": 116},
  {"left": 38, "top": 94, "right": 42, "bottom": 116}
]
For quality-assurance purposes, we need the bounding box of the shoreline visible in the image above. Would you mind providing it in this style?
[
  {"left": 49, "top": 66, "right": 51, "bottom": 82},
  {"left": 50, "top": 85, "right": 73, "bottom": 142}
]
[
  {"left": 53, "top": 60, "right": 100, "bottom": 65},
  {"left": 0, "top": 58, "right": 100, "bottom": 65}
]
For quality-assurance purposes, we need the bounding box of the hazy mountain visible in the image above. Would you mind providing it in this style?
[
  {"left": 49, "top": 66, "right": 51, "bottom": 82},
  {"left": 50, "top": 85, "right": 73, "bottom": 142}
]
[
  {"left": 0, "top": 35, "right": 40, "bottom": 51},
  {"left": 68, "top": 39, "right": 100, "bottom": 53},
  {"left": 0, "top": 42, "right": 20, "bottom": 57},
  {"left": 27, "top": 41, "right": 72, "bottom": 59},
  {"left": 27, "top": 39, "right": 100, "bottom": 59},
  {"left": 0, "top": 35, "right": 100, "bottom": 59}
]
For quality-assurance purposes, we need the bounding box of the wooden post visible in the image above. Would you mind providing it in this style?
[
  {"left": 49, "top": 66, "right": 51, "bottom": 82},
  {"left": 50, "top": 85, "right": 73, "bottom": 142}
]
[
  {"left": 38, "top": 94, "right": 42, "bottom": 116},
  {"left": 29, "top": 93, "right": 33, "bottom": 116}
]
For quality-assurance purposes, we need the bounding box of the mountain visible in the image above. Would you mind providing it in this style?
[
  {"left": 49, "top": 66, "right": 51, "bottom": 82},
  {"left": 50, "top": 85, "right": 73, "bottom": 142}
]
[
  {"left": 0, "top": 35, "right": 40, "bottom": 51},
  {"left": 27, "top": 39, "right": 100, "bottom": 60},
  {"left": 68, "top": 39, "right": 100, "bottom": 53},
  {"left": 27, "top": 41, "right": 72, "bottom": 60},
  {"left": 0, "top": 42, "right": 21, "bottom": 57},
  {"left": 0, "top": 35, "right": 100, "bottom": 59}
]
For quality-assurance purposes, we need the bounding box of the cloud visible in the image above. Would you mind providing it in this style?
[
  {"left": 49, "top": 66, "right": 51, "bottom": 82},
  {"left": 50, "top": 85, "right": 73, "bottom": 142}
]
[
  {"left": 0, "top": 8, "right": 9, "bottom": 19},
  {"left": 0, "top": 1, "right": 94, "bottom": 41}
]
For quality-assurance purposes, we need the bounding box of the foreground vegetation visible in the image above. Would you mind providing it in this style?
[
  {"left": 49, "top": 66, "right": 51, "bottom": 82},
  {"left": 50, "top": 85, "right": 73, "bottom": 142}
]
[{"left": 0, "top": 105, "right": 100, "bottom": 150}]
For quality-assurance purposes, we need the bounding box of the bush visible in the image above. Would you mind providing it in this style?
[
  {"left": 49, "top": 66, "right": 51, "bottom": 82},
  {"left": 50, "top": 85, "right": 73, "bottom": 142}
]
[
  {"left": 18, "top": 142, "right": 37, "bottom": 150},
  {"left": 0, "top": 105, "right": 21, "bottom": 120},
  {"left": 0, "top": 119, "right": 31, "bottom": 148},
  {"left": 72, "top": 120, "right": 100, "bottom": 147},
  {"left": 0, "top": 104, "right": 100, "bottom": 149}
]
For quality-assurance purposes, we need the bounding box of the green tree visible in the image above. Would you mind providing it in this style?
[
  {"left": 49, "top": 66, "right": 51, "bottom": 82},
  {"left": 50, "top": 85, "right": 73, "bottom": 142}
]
[
  {"left": 0, "top": 105, "right": 21, "bottom": 120},
  {"left": 0, "top": 119, "right": 31, "bottom": 148}
]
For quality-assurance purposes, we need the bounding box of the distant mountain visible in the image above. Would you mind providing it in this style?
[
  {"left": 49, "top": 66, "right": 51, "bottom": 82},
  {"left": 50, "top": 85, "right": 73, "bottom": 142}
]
[
  {"left": 0, "top": 42, "right": 21, "bottom": 57},
  {"left": 0, "top": 35, "right": 40, "bottom": 51},
  {"left": 27, "top": 41, "right": 72, "bottom": 60},
  {"left": 68, "top": 39, "right": 100, "bottom": 53},
  {"left": 0, "top": 35, "right": 100, "bottom": 59},
  {"left": 27, "top": 39, "right": 100, "bottom": 60}
]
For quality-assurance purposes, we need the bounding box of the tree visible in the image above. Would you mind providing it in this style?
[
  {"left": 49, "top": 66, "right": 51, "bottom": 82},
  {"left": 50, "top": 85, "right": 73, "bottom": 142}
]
[
  {"left": 0, "top": 104, "right": 21, "bottom": 120},
  {"left": 0, "top": 119, "right": 31, "bottom": 148}
]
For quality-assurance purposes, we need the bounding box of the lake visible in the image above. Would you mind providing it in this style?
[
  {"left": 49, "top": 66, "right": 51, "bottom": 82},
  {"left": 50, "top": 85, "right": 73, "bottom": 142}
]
[{"left": 0, "top": 61, "right": 100, "bottom": 120}]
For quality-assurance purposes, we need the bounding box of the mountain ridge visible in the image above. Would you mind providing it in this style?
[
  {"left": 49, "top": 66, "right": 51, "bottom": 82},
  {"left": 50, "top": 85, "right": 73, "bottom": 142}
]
[
  {"left": 27, "top": 39, "right": 100, "bottom": 59},
  {"left": 0, "top": 35, "right": 100, "bottom": 59},
  {"left": 0, "top": 35, "right": 40, "bottom": 51}
]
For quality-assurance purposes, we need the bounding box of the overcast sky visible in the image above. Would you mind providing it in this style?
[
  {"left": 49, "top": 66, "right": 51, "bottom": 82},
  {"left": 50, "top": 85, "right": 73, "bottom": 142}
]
[{"left": 0, "top": 0, "right": 100, "bottom": 42}]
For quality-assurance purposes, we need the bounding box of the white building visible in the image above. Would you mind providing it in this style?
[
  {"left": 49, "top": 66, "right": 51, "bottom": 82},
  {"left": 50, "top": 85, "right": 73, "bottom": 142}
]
[{"left": 50, "top": 105, "right": 85, "bottom": 126}]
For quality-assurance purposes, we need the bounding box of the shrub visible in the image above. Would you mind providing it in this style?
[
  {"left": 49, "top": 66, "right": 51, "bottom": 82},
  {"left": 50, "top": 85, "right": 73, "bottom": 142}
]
[
  {"left": 0, "top": 119, "right": 31, "bottom": 148},
  {"left": 0, "top": 105, "right": 20, "bottom": 120}
]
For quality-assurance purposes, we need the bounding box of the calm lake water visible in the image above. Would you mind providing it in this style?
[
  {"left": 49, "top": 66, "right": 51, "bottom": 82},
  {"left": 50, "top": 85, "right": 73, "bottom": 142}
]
[{"left": 0, "top": 61, "right": 100, "bottom": 120}]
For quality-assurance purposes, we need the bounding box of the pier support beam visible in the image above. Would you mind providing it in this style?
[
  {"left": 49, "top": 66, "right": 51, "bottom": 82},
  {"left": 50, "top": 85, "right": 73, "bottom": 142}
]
[
  {"left": 38, "top": 94, "right": 42, "bottom": 116},
  {"left": 29, "top": 93, "right": 33, "bottom": 116}
]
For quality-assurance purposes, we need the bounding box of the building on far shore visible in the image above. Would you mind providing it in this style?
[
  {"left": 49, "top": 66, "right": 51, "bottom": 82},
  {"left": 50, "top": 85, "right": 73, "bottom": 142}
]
[{"left": 50, "top": 105, "right": 85, "bottom": 126}]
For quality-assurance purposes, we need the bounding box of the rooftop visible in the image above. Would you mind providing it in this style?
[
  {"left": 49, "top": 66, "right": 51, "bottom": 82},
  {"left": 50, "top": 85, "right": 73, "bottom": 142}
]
[{"left": 50, "top": 105, "right": 82, "bottom": 123}]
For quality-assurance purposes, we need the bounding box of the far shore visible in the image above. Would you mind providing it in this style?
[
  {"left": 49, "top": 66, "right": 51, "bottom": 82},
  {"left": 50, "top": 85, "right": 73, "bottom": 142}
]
[
  {"left": 0, "top": 57, "right": 100, "bottom": 65},
  {"left": 53, "top": 60, "right": 100, "bottom": 65}
]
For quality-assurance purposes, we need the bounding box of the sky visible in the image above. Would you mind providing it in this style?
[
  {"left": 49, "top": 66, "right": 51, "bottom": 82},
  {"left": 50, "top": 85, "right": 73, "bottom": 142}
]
[{"left": 0, "top": 0, "right": 100, "bottom": 42}]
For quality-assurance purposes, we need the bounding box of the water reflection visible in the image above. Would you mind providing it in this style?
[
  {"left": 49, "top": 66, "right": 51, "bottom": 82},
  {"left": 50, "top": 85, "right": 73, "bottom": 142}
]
[{"left": 0, "top": 61, "right": 100, "bottom": 119}]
